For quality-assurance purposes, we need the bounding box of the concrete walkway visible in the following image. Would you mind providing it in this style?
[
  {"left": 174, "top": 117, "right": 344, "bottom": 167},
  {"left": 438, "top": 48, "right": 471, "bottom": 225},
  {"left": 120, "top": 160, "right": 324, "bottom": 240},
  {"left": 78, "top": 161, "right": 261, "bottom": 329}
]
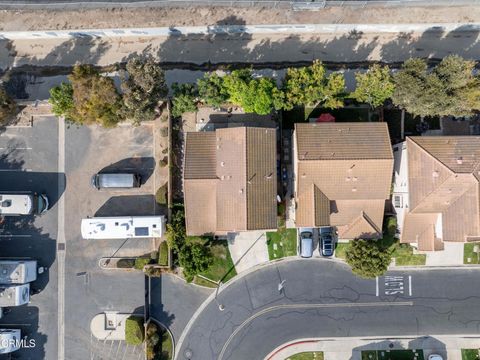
[
  {"left": 267, "top": 335, "right": 480, "bottom": 360},
  {"left": 227, "top": 231, "right": 269, "bottom": 274},
  {"left": 425, "top": 243, "right": 465, "bottom": 266}
]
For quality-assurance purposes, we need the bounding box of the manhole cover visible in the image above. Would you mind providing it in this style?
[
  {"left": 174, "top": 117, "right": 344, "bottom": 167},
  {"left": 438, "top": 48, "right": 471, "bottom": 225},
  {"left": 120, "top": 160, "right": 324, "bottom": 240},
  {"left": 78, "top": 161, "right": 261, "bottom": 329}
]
[
  {"left": 184, "top": 349, "right": 193, "bottom": 359},
  {"left": 57, "top": 243, "right": 65, "bottom": 251}
]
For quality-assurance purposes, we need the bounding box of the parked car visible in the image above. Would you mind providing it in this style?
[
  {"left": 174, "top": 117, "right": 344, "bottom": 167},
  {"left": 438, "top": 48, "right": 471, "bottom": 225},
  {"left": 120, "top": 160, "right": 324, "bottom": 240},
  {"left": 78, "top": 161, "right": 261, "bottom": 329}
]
[
  {"left": 428, "top": 355, "right": 443, "bottom": 360},
  {"left": 298, "top": 228, "right": 314, "bottom": 258},
  {"left": 91, "top": 173, "right": 141, "bottom": 190},
  {"left": 319, "top": 227, "right": 334, "bottom": 257}
]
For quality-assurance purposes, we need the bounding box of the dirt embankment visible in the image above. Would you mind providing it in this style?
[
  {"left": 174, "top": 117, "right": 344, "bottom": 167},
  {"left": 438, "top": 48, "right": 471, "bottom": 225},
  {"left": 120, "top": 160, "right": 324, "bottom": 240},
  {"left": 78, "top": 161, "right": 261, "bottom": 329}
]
[{"left": 0, "top": 5, "right": 477, "bottom": 31}]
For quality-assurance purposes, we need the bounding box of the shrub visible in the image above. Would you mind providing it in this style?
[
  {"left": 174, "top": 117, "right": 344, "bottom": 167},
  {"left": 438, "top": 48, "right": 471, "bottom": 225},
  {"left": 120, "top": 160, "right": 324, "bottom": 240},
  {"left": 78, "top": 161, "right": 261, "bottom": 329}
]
[
  {"left": 386, "top": 217, "right": 397, "bottom": 236},
  {"left": 49, "top": 82, "right": 74, "bottom": 120},
  {"left": 134, "top": 257, "right": 151, "bottom": 270},
  {"left": 159, "top": 157, "right": 168, "bottom": 167},
  {"left": 171, "top": 83, "right": 198, "bottom": 117},
  {"left": 160, "top": 127, "right": 168, "bottom": 137},
  {"left": 125, "top": 316, "right": 144, "bottom": 345},
  {"left": 0, "top": 88, "right": 16, "bottom": 126},
  {"left": 158, "top": 241, "right": 169, "bottom": 266},
  {"left": 116, "top": 259, "right": 135, "bottom": 268},
  {"left": 155, "top": 184, "right": 167, "bottom": 205},
  {"left": 345, "top": 239, "right": 392, "bottom": 279},
  {"left": 146, "top": 323, "right": 160, "bottom": 360},
  {"left": 162, "top": 147, "right": 169, "bottom": 155},
  {"left": 144, "top": 267, "right": 164, "bottom": 277}
]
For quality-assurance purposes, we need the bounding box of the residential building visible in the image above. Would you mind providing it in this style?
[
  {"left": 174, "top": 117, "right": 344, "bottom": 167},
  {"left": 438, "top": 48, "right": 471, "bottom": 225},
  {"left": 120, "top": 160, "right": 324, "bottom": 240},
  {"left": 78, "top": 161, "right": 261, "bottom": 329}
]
[
  {"left": 397, "top": 136, "right": 480, "bottom": 251},
  {"left": 183, "top": 127, "right": 277, "bottom": 236},
  {"left": 293, "top": 122, "right": 394, "bottom": 239}
]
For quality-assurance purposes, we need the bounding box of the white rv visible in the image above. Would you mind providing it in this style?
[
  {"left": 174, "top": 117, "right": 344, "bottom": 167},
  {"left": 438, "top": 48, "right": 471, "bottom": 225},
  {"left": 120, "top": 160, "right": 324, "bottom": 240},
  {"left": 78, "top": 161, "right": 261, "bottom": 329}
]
[
  {"left": 0, "top": 329, "right": 21, "bottom": 354},
  {"left": 81, "top": 216, "right": 165, "bottom": 240},
  {"left": 0, "top": 284, "right": 30, "bottom": 306},
  {"left": 0, "top": 193, "right": 49, "bottom": 216},
  {"left": 0, "top": 260, "right": 37, "bottom": 285}
]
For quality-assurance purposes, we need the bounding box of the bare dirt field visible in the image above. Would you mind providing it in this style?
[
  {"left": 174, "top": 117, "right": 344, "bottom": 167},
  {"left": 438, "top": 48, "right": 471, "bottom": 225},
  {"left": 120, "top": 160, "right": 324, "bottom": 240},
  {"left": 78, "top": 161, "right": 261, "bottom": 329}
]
[{"left": 0, "top": 5, "right": 478, "bottom": 31}]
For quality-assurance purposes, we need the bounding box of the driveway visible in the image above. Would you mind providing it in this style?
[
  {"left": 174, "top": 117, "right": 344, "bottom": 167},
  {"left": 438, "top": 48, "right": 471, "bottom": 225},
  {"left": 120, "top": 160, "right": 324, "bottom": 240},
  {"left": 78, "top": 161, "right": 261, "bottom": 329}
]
[
  {"left": 227, "top": 231, "right": 269, "bottom": 274},
  {"left": 64, "top": 122, "right": 161, "bottom": 360},
  {"left": 176, "top": 259, "right": 480, "bottom": 360}
]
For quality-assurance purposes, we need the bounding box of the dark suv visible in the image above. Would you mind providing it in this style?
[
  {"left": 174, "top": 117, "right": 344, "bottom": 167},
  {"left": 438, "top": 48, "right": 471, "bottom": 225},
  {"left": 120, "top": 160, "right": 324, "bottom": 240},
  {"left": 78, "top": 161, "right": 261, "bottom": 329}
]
[{"left": 319, "top": 227, "right": 334, "bottom": 257}]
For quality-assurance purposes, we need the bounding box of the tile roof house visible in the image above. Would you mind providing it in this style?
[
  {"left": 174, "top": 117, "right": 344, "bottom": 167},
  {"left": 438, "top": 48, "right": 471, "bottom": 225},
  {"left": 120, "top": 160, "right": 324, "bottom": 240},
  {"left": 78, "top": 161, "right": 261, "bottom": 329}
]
[
  {"left": 400, "top": 136, "right": 480, "bottom": 251},
  {"left": 293, "top": 123, "right": 394, "bottom": 239},
  {"left": 183, "top": 127, "right": 277, "bottom": 236}
]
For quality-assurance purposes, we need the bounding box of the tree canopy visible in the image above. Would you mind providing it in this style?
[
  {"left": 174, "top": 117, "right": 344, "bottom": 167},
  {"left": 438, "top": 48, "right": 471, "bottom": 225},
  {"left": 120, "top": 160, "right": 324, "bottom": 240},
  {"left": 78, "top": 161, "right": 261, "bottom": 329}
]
[
  {"left": 197, "top": 72, "right": 228, "bottom": 107},
  {"left": 282, "top": 60, "right": 345, "bottom": 110},
  {"left": 171, "top": 83, "right": 198, "bottom": 118},
  {"left": 0, "top": 88, "right": 16, "bottom": 126},
  {"left": 222, "top": 69, "right": 284, "bottom": 115},
  {"left": 351, "top": 64, "right": 394, "bottom": 108},
  {"left": 345, "top": 239, "right": 392, "bottom": 279},
  {"left": 121, "top": 56, "right": 168, "bottom": 124},
  {"left": 67, "top": 64, "right": 124, "bottom": 127},
  {"left": 392, "top": 55, "right": 480, "bottom": 117},
  {"left": 49, "top": 82, "right": 74, "bottom": 120}
]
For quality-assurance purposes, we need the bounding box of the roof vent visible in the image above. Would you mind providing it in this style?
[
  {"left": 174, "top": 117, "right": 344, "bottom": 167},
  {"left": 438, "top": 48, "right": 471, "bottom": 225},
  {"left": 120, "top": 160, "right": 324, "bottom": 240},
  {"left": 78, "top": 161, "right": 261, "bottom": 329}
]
[
  {"left": 265, "top": 173, "right": 273, "bottom": 180},
  {"left": 457, "top": 157, "right": 463, "bottom": 164},
  {"left": 345, "top": 177, "right": 351, "bottom": 182},
  {"left": 432, "top": 170, "right": 439, "bottom": 178},
  {"left": 216, "top": 145, "right": 220, "bottom": 149},
  {"left": 352, "top": 187, "right": 357, "bottom": 192},
  {"left": 220, "top": 161, "right": 225, "bottom": 167},
  {"left": 301, "top": 173, "right": 306, "bottom": 178},
  {"left": 352, "top": 177, "right": 358, "bottom": 182},
  {"left": 221, "top": 175, "right": 225, "bottom": 180},
  {"left": 331, "top": 152, "right": 335, "bottom": 157},
  {"left": 239, "top": 189, "right": 244, "bottom": 194}
]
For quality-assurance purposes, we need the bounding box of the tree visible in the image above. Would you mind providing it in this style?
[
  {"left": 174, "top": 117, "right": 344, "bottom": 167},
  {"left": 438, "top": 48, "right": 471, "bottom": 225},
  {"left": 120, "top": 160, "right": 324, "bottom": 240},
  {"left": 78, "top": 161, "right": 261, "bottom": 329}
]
[
  {"left": 222, "top": 69, "right": 284, "bottom": 114},
  {"left": 49, "top": 82, "right": 74, "bottom": 120},
  {"left": 393, "top": 56, "right": 480, "bottom": 117},
  {"left": 0, "top": 88, "right": 16, "bottom": 126},
  {"left": 345, "top": 239, "right": 392, "bottom": 279},
  {"left": 171, "top": 83, "right": 198, "bottom": 118},
  {"left": 68, "top": 64, "right": 124, "bottom": 127},
  {"left": 121, "top": 56, "right": 168, "bottom": 124},
  {"left": 282, "top": 60, "right": 345, "bottom": 110},
  {"left": 197, "top": 72, "right": 228, "bottom": 107},
  {"left": 351, "top": 64, "right": 394, "bottom": 108},
  {"left": 177, "top": 239, "right": 213, "bottom": 282}
]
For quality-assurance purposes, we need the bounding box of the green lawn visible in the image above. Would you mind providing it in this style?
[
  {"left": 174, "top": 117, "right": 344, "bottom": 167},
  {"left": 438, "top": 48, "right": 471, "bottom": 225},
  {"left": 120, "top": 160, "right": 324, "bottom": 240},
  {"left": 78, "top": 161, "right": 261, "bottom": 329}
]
[
  {"left": 288, "top": 352, "right": 324, "bottom": 360},
  {"left": 392, "top": 243, "right": 426, "bottom": 266},
  {"left": 196, "top": 240, "right": 237, "bottom": 284},
  {"left": 267, "top": 228, "right": 298, "bottom": 260},
  {"left": 462, "top": 349, "right": 480, "bottom": 360},
  {"left": 362, "top": 350, "right": 424, "bottom": 360},
  {"left": 160, "top": 328, "right": 173, "bottom": 360},
  {"left": 464, "top": 243, "right": 480, "bottom": 264},
  {"left": 334, "top": 239, "right": 425, "bottom": 266},
  {"left": 334, "top": 242, "right": 349, "bottom": 259}
]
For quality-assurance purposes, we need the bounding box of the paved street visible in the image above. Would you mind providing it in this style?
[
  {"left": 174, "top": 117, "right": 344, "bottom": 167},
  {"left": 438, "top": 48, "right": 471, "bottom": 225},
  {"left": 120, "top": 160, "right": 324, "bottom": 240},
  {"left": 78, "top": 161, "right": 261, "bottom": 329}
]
[
  {"left": 150, "top": 274, "right": 212, "bottom": 342},
  {"left": 176, "top": 259, "right": 480, "bottom": 360},
  {"left": 0, "top": 117, "right": 60, "bottom": 360}
]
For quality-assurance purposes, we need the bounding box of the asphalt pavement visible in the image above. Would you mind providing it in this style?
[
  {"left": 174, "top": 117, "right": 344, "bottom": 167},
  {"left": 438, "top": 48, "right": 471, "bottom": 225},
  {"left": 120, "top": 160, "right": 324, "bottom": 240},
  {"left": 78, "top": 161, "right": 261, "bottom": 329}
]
[
  {"left": 0, "top": 117, "right": 60, "bottom": 360},
  {"left": 176, "top": 259, "right": 480, "bottom": 360}
]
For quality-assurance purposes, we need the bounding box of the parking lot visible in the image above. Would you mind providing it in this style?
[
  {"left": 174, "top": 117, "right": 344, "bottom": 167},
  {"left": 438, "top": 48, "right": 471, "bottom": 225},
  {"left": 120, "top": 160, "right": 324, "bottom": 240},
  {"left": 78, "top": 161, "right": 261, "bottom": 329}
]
[
  {"left": 0, "top": 117, "right": 60, "bottom": 360},
  {"left": 0, "top": 116, "right": 164, "bottom": 359}
]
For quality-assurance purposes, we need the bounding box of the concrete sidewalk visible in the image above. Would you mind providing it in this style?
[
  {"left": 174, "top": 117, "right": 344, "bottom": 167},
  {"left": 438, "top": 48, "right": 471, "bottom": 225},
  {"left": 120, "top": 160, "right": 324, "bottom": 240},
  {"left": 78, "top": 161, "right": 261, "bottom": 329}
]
[{"left": 267, "top": 336, "right": 480, "bottom": 360}]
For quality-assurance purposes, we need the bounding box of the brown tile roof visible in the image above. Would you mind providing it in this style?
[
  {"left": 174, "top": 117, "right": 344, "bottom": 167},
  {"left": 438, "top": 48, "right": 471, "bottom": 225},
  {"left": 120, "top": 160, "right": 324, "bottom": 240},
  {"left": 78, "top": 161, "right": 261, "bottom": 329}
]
[
  {"left": 184, "top": 127, "right": 276, "bottom": 235},
  {"left": 294, "top": 123, "right": 393, "bottom": 239},
  {"left": 404, "top": 137, "right": 480, "bottom": 248},
  {"left": 401, "top": 213, "right": 440, "bottom": 251},
  {"left": 295, "top": 122, "right": 393, "bottom": 160}
]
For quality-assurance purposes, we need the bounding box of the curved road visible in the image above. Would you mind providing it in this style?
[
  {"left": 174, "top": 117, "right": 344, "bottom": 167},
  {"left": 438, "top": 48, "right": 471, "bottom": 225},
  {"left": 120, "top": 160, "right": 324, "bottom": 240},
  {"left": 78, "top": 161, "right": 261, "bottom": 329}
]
[{"left": 176, "top": 259, "right": 480, "bottom": 360}]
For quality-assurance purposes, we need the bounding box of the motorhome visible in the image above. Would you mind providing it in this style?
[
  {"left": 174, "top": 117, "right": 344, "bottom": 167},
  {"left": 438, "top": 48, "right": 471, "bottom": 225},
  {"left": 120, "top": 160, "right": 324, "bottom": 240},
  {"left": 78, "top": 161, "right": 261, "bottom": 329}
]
[
  {"left": 0, "top": 329, "right": 21, "bottom": 354},
  {"left": 81, "top": 216, "right": 165, "bottom": 240},
  {"left": 0, "top": 260, "right": 37, "bottom": 284},
  {"left": 0, "top": 193, "right": 49, "bottom": 216},
  {"left": 0, "top": 284, "right": 30, "bottom": 306}
]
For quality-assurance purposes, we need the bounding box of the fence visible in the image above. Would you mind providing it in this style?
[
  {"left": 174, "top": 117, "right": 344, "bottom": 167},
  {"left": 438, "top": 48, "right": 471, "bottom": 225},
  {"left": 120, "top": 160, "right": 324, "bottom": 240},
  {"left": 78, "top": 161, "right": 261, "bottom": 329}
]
[{"left": 0, "top": 0, "right": 478, "bottom": 10}]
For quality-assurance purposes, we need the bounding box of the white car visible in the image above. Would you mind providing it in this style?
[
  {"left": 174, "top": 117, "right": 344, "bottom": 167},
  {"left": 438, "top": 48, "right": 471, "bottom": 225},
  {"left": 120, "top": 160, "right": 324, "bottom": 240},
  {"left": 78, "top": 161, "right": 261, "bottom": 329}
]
[
  {"left": 428, "top": 354, "right": 443, "bottom": 360},
  {"left": 298, "top": 228, "right": 314, "bottom": 258}
]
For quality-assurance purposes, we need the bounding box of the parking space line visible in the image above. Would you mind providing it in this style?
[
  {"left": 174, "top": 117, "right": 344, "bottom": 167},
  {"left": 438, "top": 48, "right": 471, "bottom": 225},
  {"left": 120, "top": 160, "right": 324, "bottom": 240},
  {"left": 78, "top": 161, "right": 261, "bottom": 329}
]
[
  {"left": 409, "top": 275, "right": 412, "bottom": 296},
  {"left": 0, "top": 147, "right": 32, "bottom": 150},
  {"left": 376, "top": 276, "right": 379, "bottom": 296},
  {"left": 0, "top": 235, "right": 31, "bottom": 238}
]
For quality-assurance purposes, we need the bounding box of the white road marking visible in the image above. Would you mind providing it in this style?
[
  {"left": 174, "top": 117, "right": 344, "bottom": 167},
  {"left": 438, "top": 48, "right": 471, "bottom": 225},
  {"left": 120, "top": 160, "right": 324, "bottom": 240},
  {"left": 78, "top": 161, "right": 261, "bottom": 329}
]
[
  {"left": 57, "top": 117, "right": 66, "bottom": 360},
  {"left": 0, "top": 235, "right": 31, "bottom": 238},
  {"left": 218, "top": 301, "right": 413, "bottom": 360},
  {"left": 409, "top": 275, "right": 412, "bottom": 296},
  {"left": 0, "top": 147, "right": 32, "bottom": 150},
  {"left": 384, "top": 275, "right": 405, "bottom": 295},
  {"left": 376, "top": 276, "right": 379, "bottom": 297}
]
